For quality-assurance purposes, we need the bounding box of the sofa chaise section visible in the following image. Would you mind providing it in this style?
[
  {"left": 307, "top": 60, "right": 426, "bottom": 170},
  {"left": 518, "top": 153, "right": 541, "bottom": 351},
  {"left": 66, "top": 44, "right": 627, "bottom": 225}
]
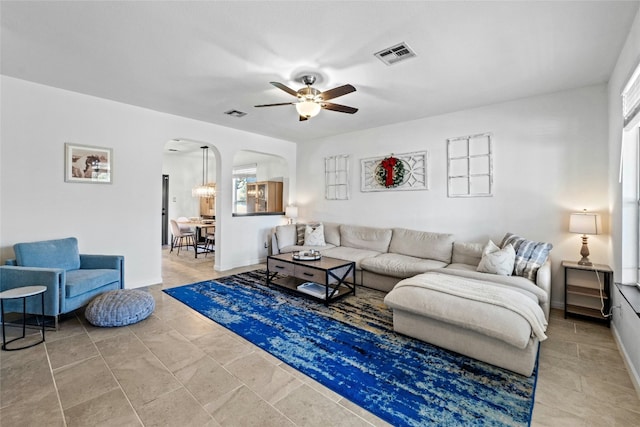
[{"left": 384, "top": 252, "right": 551, "bottom": 376}]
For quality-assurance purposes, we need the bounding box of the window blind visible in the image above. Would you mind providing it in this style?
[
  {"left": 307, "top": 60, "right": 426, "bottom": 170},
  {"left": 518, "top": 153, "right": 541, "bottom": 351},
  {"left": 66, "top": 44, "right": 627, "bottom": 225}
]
[{"left": 623, "top": 61, "right": 640, "bottom": 128}]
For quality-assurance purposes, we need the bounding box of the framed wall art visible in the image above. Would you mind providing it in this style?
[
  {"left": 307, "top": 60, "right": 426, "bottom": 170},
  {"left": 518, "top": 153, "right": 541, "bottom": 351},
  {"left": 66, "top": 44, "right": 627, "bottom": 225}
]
[
  {"left": 325, "top": 154, "right": 350, "bottom": 200},
  {"left": 361, "top": 151, "right": 429, "bottom": 192},
  {"left": 64, "top": 143, "right": 113, "bottom": 184},
  {"left": 447, "top": 133, "right": 493, "bottom": 197}
]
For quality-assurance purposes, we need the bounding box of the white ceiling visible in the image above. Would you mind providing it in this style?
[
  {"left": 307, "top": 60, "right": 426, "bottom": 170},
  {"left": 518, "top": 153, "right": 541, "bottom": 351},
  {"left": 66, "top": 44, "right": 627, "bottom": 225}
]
[{"left": 2, "top": 1, "right": 638, "bottom": 144}]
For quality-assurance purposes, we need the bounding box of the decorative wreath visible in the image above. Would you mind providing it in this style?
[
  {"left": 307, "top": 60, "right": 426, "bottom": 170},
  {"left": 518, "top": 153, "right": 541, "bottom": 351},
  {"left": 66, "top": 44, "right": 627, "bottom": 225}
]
[{"left": 375, "top": 155, "right": 406, "bottom": 188}]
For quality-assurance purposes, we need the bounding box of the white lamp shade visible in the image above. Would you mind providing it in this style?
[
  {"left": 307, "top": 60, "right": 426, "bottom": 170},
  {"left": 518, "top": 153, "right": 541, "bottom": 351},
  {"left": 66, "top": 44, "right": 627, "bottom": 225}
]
[
  {"left": 295, "top": 101, "right": 321, "bottom": 118},
  {"left": 285, "top": 206, "right": 298, "bottom": 218},
  {"left": 569, "top": 212, "right": 602, "bottom": 235}
]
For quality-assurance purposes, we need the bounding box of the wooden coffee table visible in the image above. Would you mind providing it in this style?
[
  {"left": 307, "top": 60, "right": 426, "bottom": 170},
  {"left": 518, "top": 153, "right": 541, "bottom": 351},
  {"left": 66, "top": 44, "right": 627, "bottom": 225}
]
[{"left": 266, "top": 253, "right": 356, "bottom": 306}]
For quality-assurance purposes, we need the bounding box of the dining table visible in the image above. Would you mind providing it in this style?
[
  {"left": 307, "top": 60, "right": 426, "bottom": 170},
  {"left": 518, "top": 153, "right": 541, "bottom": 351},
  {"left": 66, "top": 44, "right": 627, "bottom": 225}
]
[{"left": 181, "top": 220, "right": 216, "bottom": 258}]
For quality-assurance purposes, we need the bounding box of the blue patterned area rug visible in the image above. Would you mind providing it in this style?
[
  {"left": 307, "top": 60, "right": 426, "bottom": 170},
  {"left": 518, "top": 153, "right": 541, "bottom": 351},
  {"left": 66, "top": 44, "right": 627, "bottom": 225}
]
[{"left": 163, "top": 270, "right": 537, "bottom": 426}]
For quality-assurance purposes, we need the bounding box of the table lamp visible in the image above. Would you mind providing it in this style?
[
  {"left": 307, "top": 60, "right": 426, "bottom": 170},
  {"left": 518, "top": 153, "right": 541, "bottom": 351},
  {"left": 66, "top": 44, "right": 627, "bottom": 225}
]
[
  {"left": 285, "top": 206, "right": 298, "bottom": 224},
  {"left": 569, "top": 209, "right": 602, "bottom": 266}
]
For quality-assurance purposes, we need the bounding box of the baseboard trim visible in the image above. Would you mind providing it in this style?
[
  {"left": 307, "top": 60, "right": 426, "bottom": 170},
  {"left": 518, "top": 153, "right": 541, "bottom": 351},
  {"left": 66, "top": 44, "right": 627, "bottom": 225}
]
[{"left": 611, "top": 322, "right": 640, "bottom": 399}]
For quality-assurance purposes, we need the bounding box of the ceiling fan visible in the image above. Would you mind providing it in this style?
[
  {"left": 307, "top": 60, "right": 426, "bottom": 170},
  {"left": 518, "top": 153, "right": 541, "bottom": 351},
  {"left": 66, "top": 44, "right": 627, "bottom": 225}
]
[{"left": 255, "top": 75, "right": 358, "bottom": 121}]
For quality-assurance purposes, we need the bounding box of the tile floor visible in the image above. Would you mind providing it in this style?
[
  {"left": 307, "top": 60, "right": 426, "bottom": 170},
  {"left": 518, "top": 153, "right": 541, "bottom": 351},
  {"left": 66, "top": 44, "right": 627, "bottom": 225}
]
[{"left": 0, "top": 248, "right": 639, "bottom": 426}]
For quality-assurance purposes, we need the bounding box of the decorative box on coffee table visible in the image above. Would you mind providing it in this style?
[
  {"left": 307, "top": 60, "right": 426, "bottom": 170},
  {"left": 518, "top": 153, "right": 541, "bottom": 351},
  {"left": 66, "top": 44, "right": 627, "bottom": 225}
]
[{"left": 266, "top": 253, "right": 355, "bottom": 306}]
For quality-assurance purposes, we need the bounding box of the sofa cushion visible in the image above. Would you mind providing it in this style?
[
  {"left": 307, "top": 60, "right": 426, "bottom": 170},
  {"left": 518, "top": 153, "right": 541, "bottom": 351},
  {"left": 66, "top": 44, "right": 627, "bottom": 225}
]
[
  {"left": 339, "top": 225, "right": 392, "bottom": 253},
  {"left": 445, "top": 263, "right": 477, "bottom": 272},
  {"left": 323, "top": 222, "right": 341, "bottom": 246},
  {"left": 451, "top": 242, "right": 483, "bottom": 266},
  {"left": 389, "top": 228, "right": 454, "bottom": 263},
  {"left": 14, "top": 237, "right": 81, "bottom": 272},
  {"left": 304, "top": 223, "right": 326, "bottom": 246},
  {"left": 275, "top": 225, "right": 297, "bottom": 249},
  {"left": 500, "top": 233, "right": 553, "bottom": 281},
  {"left": 361, "top": 253, "right": 448, "bottom": 279},
  {"left": 321, "top": 246, "right": 382, "bottom": 269},
  {"left": 477, "top": 241, "right": 515, "bottom": 276},
  {"left": 65, "top": 269, "right": 121, "bottom": 298}
]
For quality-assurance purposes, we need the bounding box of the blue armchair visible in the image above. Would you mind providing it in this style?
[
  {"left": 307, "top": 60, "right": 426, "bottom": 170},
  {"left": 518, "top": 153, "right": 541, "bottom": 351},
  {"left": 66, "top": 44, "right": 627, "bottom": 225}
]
[{"left": 0, "top": 237, "right": 124, "bottom": 326}]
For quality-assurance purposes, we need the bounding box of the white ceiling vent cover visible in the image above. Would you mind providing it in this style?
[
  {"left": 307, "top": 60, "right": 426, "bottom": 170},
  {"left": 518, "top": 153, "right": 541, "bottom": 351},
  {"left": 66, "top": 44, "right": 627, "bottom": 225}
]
[{"left": 374, "top": 42, "right": 416, "bottom": 65}]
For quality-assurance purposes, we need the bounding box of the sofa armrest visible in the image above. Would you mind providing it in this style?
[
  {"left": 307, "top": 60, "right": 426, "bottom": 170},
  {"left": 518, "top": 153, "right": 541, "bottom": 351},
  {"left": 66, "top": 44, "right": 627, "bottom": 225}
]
[
  {"left": 80, "top": 255, "right": 125, "bottom": 289},
  {"left": 0, "top": 266, "right": 63, "bottom": 316},
  {"left": 271, "top": 231, "right": 281, "bottom": 255},
  {"left": 535, "top": 260, "right": 552, "bottom": 320},
  {"left": 80, "top": 254, "right": 123, "bottom": 270}
]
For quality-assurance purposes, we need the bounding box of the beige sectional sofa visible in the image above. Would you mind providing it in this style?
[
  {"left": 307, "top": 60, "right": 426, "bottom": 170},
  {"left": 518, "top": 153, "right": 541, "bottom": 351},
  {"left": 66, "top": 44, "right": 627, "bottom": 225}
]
[
  {"left": 272, "top": 222, "right": 455, "bottom": 291},
  {"left": 271, "top": 222, "right": 550, "bottom": 376}
]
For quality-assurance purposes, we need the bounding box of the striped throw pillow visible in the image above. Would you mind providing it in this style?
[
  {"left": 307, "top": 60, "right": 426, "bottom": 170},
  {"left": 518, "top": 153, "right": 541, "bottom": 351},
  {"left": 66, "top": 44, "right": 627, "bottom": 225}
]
[{"left": 500, "top": 233, "right": 552, "bottom": 281}]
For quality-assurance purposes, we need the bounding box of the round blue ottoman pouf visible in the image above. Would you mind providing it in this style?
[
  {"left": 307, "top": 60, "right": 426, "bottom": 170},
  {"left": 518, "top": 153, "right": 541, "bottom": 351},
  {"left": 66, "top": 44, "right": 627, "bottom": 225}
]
[{"left": 85, "top": 289, "right": 155, "bottom": 327}]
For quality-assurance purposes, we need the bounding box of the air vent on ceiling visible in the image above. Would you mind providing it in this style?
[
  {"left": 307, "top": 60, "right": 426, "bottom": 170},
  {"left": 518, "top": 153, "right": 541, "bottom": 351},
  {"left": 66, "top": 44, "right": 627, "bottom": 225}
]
[
  {"left": 224, "top": 109, "right": 247, "bottom": 118},
  {"left": 374, "top": 42, "right": 416, "bottom": 65}
]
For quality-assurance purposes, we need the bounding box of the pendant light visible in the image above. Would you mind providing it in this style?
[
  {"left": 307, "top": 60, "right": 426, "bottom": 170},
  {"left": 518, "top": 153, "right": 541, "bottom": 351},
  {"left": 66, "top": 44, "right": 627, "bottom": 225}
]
[{"left": 192, "top": 146, "right": 216, "bottom": 198}]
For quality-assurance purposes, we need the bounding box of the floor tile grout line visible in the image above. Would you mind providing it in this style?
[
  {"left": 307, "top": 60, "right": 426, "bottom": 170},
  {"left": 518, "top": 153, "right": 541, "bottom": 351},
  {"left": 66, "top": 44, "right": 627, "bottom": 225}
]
[
  {"left": 87, "top": 319, "right": 146, "bottom": 426},
  {"left": 44, "top": 339, "right": 68, "bottom": 427}
]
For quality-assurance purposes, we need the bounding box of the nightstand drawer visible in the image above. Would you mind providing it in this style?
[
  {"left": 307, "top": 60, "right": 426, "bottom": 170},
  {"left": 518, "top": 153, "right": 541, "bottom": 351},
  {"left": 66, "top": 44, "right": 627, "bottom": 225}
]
[
  {"left": 267, "top": 258, "right": 294, "bottom": 275},
  {"left": 295, "top": 265, "right": 326, "bottom": 284}
]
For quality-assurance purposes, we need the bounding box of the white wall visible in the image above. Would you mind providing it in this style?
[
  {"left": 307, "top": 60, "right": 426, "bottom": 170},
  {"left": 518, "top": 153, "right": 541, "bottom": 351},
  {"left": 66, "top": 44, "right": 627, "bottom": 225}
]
[
  {"left": 0, "top": 76, "right": 296, "bottom": 286},
  {"left": 607, "top": 7, "right": 640, "bottom": 394},
  {"left": 297, "top": 85, "right": 610, "bottom": 309},
  {"left": 162, "top": 150, "right": 209, "bottom": 221}
]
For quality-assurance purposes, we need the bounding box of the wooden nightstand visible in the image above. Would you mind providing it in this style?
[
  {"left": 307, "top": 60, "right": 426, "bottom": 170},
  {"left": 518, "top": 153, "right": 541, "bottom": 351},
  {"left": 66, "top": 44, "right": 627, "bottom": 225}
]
[{"left": 563, "top": 261, "right": 613, "bottom": 325}]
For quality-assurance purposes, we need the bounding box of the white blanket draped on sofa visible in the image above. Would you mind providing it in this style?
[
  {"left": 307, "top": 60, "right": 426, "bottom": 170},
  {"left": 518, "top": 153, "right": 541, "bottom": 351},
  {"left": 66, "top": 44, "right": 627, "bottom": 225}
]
[{"left": 391, "top": 272, "right": 548, "bottom": 341}]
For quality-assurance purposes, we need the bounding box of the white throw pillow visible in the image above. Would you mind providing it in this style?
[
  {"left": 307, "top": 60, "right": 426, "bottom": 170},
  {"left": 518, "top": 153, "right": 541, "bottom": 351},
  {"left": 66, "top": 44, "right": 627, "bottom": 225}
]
[
  {"left": 304, "top": 223, "right": 326, "bottom": 246},
  {"left": 275, "top": 224, "right": 297, "bottom": 248},
  {"left": 477, "top": 240, "right": 515, "bottom": 276}
]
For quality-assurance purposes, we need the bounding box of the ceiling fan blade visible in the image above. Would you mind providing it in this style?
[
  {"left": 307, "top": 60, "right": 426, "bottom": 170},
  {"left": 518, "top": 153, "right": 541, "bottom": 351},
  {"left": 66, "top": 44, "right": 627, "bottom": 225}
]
[
  {"left": 299, "top": 115, "right": 308, "bottom": 121},
  {"left": 270, "top": 82, "right": 299, "bottom": 97},
  {"left": 319, "top": 84, "right": 356, "bottom": 101},
  {"left": 254, "top": 102, "right": 295, "bottom": 107},
  {"left": 321, "top": 102, "right": 358, "bottom": 114}
]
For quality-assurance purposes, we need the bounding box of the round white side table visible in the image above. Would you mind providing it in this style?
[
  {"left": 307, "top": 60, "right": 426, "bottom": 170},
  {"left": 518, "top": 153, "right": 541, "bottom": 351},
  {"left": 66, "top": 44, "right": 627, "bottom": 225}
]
[{"left": 0, "top": 285, "right": 46, "bottom": 351}]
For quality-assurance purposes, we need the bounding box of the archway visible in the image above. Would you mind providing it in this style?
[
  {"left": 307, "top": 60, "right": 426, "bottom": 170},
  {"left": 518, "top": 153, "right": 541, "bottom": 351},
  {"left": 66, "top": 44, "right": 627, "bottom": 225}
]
[{"left": 162, "top": 139, "right": 221, "bottom": 263}]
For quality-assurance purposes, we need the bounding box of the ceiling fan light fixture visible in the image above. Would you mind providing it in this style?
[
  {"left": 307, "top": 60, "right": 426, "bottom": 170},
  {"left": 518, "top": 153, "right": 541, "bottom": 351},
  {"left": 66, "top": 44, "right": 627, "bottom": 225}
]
[{"left": 295, "top": 100, "right": 321, "bottom": 118}]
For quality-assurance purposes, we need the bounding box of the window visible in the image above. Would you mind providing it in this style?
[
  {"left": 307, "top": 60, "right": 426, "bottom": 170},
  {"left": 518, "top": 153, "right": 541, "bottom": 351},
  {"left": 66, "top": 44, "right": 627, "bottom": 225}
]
[
  {"left": 620, "top": 59, "right": 640, "bottom": 286},
  {"left": 232, "top": 164, "right": 256, "bottom": 214}
]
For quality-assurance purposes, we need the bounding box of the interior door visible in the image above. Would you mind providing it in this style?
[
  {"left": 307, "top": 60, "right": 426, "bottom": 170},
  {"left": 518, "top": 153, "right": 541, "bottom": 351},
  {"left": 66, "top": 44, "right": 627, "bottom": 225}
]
[{"left": 162, "top": 174, "right": 169, "bottom": 245}]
